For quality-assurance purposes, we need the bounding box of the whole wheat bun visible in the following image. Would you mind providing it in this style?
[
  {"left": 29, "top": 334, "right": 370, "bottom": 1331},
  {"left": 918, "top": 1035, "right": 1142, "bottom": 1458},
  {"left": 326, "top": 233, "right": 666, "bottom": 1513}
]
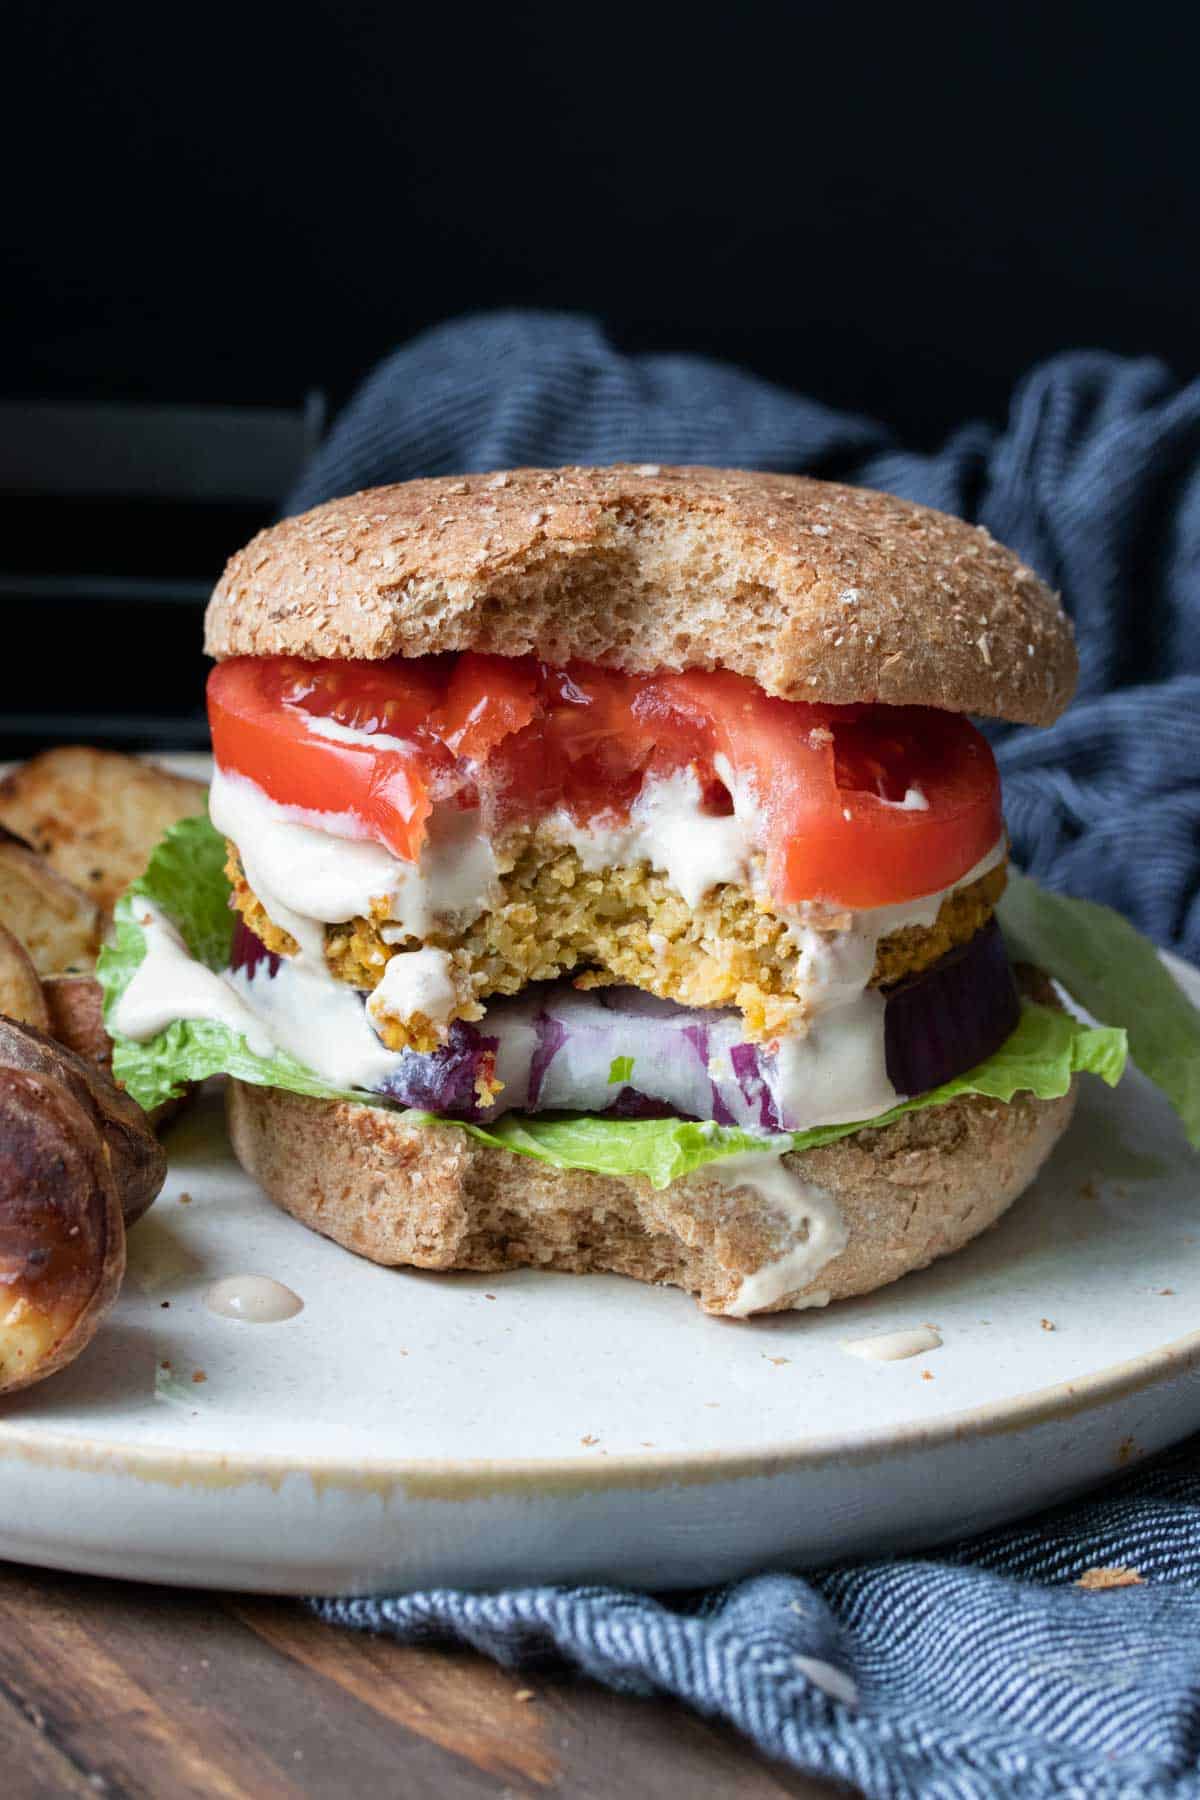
[
  {"left": 227, "top": 1077, "right": 1075, "bottom": 1317},
  {"left": 206, "top": 465, "right": 1076, "bottom": 725}
]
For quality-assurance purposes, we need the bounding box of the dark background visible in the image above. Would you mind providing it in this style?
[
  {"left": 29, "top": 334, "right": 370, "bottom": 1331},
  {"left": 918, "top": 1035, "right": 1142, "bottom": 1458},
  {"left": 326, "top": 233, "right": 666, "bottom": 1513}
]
[{"left": 2, "top": 1, "right": 1196, "bottom": 750}]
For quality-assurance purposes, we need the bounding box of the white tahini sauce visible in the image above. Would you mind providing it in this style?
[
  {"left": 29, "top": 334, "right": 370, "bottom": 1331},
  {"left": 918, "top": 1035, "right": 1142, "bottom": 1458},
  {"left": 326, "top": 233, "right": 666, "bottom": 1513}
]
[
  {"left": 197, "top": 760, "right": 1006, "bottom": 1134},
  {"left": 766, "top": 988, "right": 898, "bottom": 1130},
  {"left": 883, "top": 785, "right": 930, "bottom": 812},
  {"left": 209, "top": 765, "right": 499, "bottom": 953},
  {"left": 841, "top": 1325, "right": 943, "bottom": 1362},
  {"left": 755, "top": 833, "right": 1007, "bottom": 1038},
  {"left": 368, "top": 946, "right": 459, "bottom": 1034},
  {"left": 708, "top": 1142, "right": 849, "bottom": 1316},
  {"left": 547, "top": 765, "right": 1002, "bottom": 1033},
  {"left": 543, "top": 759, "right": 761, "bottom": 909},
  {"left": 205, "top": 1275, "right": 304, "bottom": 1323},
  {"left": 225, "top": 947, "right": 399, "bottom": 1090},
  {"left": 110, "top": 899, "right": 400, "bottom": 1094},
  {"left": 111, "top": 903, "right": 275, "bottom": 1053}
]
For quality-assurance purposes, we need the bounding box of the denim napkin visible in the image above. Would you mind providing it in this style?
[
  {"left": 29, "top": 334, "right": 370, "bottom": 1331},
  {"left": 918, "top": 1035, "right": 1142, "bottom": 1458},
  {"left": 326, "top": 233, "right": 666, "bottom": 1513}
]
[{"left": 297, "top": 312, "right": 1200, "bottom": 1797}]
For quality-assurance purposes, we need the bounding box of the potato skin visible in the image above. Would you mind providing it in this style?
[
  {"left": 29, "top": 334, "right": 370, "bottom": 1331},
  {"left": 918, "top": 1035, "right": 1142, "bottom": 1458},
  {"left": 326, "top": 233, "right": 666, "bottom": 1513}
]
[
  {"left": 40, "top": 973, "right": 110, "bottom": 1069},
  {"left": 0, "top": 1069, "right": 125, "bottom": 1394},
  {"left": 0, "top": 923, "right": 51, "bottom": 1030},
  {"left": 40, "top": 974, "right": 186, "bottom": 1140},
  {"left": 0, "top": 747, "right": 206, "bottom": 912},
  {"left": 0, "top": 1016, "right": 165, "bottom": 1227},
  {"left": 0, "top": 828, "right": 102, "bottom": 974}
]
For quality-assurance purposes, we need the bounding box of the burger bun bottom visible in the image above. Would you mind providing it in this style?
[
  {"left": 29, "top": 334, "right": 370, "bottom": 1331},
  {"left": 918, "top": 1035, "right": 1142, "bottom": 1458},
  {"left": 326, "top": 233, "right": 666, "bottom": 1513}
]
[{"left": 226, "top": 1074, "right": 1075, "bottom": 1317}]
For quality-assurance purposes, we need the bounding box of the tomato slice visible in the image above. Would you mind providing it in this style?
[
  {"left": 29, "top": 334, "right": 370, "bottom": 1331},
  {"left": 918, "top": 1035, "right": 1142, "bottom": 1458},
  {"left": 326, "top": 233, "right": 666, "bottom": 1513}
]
[
  {"left": 207, "top": 655, "right": 1002, "bottom": 907},
  {"left": 208, "top": 658, "right": 447, "bottom": 858},
  {"left": 429, "top": 653, "right": 539, "bottom": 758},
  {"left": 645, "top": 672, "right": 1001, "bottom": 907}
]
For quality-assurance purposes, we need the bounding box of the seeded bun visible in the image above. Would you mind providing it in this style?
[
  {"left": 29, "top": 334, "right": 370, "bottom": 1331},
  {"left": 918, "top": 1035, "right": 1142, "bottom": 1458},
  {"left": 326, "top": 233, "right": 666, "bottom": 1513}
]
[
  {"left": 205, "top": 466, "right": 1076, "bottom": 725},
  {"left": 227, "top": 1076, "right": 1075, "bottom": 1317}
]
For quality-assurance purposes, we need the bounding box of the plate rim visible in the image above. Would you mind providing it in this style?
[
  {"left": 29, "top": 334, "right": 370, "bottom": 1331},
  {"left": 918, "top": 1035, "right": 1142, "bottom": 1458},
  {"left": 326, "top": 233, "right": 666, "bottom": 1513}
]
[{"left": 1, "top": 1314, "right": 1197, "bottom": 1501}]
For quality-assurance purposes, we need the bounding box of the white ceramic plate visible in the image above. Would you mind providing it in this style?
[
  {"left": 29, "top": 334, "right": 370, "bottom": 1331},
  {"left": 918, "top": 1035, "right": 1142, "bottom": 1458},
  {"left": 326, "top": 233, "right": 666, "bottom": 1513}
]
[{"left": 0, "top": 957, "right": 1196, "bottom": 1596}]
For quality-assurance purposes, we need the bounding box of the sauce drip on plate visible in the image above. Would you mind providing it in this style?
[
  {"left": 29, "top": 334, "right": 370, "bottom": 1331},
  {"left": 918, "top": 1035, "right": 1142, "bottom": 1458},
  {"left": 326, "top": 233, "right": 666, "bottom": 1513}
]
[
  {"left": 204, "top": 1275, "right": 304, "bottom": 1323},
  {"left": 840, "top": 1325, "right": 942, "bottom": 1362}
]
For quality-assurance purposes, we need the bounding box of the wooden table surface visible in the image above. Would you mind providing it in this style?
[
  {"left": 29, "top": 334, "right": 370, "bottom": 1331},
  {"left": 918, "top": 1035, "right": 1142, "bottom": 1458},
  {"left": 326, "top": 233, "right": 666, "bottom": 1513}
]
[{"left": 0, "top": 1563, "right": 845, "bottom": 1799}]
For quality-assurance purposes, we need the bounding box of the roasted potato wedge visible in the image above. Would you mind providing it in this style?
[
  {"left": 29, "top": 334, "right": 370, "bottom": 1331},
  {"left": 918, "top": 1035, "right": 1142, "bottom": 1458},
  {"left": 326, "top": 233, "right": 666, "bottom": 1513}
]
[
  {"left": 0, "top": 1016, "right": 166, "bottom": 1227},
  {"left": 0, "top": 831, "right": 102, "bottom": 974},
  {"left": 41, "top": 972, "right": 111, "bottom": 1072},
  {"left": 41, "top": 973, "right": 188, "bottom": 1138},
  {"left": 0, "top": 1068, "right": 125, "bottom": 1395},
  {"left": 0, "top": 923, "right": 50, "bottom": 1030},
  {"left": 0, "top": 747, "right": 206, "bottom": 911}
]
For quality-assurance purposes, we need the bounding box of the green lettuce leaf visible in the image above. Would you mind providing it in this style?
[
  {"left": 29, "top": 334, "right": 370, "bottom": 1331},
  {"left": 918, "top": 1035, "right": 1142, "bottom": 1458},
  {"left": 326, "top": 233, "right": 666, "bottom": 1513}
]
[
  {"left": 437, "top": 997, "right": 1125, "bottom": 1183},
  {"left": 998, "top": 868, "right": 1200, "bottom": 1148},
  {"left": 99, "top": 814, "right": 363, "bottom": 1111},
  {"left": 99, "top": 813, "right": 1134, "bottom": 1185},
  {"left": 121, "top": 810, "right": 236, "bottom": 970},
  {"left": 108, "top": 1014, "right": 365, "bottom": 1115}
]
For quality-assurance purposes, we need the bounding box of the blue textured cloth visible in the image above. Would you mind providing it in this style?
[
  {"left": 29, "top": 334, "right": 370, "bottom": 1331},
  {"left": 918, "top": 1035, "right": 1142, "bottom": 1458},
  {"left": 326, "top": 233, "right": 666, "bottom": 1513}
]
[
  {"left": 298, "top": 313, "right": 1200, "bottom": 1795},
  {"left": 289, "top": 311, "right": 1200, "bottom": 961},
  {"left": 316, "top": 1440, "right": 1200, "bottom": 1797}
]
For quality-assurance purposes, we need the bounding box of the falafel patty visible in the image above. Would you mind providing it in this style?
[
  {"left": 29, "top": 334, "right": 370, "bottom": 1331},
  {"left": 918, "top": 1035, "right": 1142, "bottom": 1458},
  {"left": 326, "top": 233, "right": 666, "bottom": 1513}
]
[{"left": 227, "top": 837, "right": 1006, "bottom": 1055}]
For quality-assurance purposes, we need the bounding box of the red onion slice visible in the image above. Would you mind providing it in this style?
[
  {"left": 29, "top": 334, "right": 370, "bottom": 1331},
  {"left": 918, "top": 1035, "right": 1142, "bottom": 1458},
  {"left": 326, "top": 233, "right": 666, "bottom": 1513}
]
[{"left": 230, "top": 916, "right": 1018, "bottom": 1126}]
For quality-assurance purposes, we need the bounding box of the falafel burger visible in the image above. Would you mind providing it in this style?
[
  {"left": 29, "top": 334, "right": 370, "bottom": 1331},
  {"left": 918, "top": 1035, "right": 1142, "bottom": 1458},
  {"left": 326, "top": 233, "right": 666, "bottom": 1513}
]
[{"left": 100, "top": 467, "right": 1200, "bottom": 1315}]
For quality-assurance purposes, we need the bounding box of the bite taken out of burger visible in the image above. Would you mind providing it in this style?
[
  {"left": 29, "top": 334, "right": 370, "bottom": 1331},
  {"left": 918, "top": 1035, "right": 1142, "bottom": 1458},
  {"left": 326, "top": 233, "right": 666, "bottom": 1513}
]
[{"left": 100, "top": 467, "right": 1200, "bottom": 1317}]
